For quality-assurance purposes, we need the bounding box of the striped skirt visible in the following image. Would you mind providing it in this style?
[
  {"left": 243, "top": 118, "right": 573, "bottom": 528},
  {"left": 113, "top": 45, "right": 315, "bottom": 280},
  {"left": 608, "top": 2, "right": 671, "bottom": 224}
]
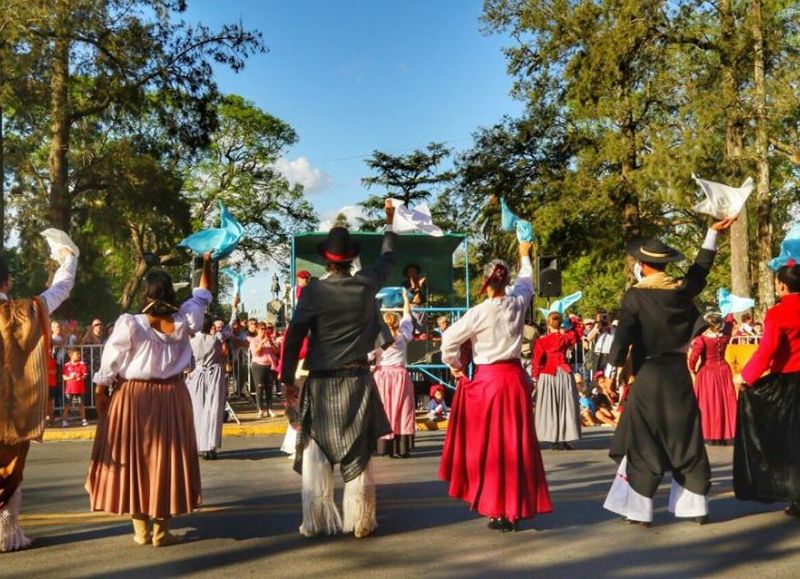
[
  {"left": 293, "top": 368, "right": 391, "bottom": 482},
  {"left": 85, "top": 377, "right": 201, "bottom": 518}
]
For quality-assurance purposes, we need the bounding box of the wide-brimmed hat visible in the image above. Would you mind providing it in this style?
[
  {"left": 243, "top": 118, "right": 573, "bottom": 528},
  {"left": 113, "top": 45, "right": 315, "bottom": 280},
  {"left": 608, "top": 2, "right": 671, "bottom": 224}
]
[
  {"left": 625, "top": 238, "right": 684, "bottom": 264},
  {"left": 317, "top": 227, "right": 361, "bottom": 263}
]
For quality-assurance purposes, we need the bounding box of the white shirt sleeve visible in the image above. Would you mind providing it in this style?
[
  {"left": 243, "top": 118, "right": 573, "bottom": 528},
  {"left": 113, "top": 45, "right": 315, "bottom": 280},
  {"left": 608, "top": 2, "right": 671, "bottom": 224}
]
[
  {"left": 702, "top": 229, "right": 718, "bottom": 251},
  {"left": 398, "top": 314, "right": 414, "bottom": 342},
  {"left": 38, "top": 255, "right": 77, "bottom": 314},
  {"left": 93, "top": 314, "right": 134, "bottom": 385},
  {"left": 440, "top": 309, "right": 475, "bottom": 369},
  {"left": 178, "top": 288, "right": 213, "bottom": 334},
  {"left": 510, "top": 256, "right": 534, "bottom": 303}
]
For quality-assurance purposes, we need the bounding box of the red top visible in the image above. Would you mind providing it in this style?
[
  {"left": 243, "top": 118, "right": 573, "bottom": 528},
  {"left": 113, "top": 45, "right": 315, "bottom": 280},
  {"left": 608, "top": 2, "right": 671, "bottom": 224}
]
[
  {"left": 63, "top": 360, "right": 88, "bottom": 395},
  {"left": 742, "top": 293, "right": 800, "bottom": 384},
  {"left": 532, "top": 320, "right": 583, "bottom": 380}
]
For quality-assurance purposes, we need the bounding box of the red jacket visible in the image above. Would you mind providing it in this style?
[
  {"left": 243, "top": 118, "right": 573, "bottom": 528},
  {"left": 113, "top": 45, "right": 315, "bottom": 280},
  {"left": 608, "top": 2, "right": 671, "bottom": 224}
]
[
  {"left": 532, "top": 320, "right": 583, "bottom": 380},
  {"left": 742, "top": 293, "right": 800, "bottom": 384}
]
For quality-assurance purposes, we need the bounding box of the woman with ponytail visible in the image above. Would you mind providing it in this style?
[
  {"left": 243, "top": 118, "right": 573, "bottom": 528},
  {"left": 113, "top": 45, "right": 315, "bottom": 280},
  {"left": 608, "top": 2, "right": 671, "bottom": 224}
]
[
  {"left": 735, "top": 260, "right": 800, "bottom": 517},
  {"left": 86, "top": 253, "right": 213, "bottom": 547}
]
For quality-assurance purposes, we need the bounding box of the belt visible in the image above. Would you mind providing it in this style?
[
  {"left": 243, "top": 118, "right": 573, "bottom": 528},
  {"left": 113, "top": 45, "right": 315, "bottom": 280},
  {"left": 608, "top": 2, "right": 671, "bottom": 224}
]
[{"left": 309, "top": 360, "right": 370, "bottom": 378}]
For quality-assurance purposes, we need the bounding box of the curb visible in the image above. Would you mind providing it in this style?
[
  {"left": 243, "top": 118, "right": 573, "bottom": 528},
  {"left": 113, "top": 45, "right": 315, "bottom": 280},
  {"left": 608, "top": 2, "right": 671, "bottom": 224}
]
[{"left": 42, "top": 418, "right": 450, "bottom": 442}]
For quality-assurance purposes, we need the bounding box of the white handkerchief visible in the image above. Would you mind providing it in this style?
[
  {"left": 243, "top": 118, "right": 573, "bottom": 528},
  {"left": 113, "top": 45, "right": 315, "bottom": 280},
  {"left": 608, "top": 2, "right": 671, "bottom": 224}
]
[
  {"left": 692, "top": 174, "right": 753, "bottom": 219},
  {"left": 389, "top": 199, "right": 444, "bottom": 237},
  {"left": 172, "top": 282, "right": 190, "bottom": 291},
  {"left": 40, "top": 228, "right": 80, "bottom": 261}
]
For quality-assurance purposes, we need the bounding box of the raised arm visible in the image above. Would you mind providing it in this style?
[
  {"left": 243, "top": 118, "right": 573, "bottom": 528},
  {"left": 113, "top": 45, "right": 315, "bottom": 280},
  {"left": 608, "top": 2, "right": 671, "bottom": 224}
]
[
  {"left": 179, "top": 253, "right": 213, "bottom": 333},
  {"left": 510, "top": 241, "right": 534, "bottom": 306},
  {"left": 684, "top": 218, "right": 736, "bottom": 298},
  {"left": 280, "top": 288, "right": 317, "bottom": 384},
  {"left": 360, "top": 200, "right": 397, "bottom": 289},
  {"left": 39, "top": 253, "right": 78, "bottom": 314}
]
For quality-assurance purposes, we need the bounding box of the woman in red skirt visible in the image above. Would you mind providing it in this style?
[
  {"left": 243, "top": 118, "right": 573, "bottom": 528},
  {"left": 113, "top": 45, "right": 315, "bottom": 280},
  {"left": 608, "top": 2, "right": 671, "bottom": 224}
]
[
  {"left": 439, "top": 240, "right": 552, "bottom": 532},
  {"left": 688, "top": 312, "right": 737, "bottom": 445}
]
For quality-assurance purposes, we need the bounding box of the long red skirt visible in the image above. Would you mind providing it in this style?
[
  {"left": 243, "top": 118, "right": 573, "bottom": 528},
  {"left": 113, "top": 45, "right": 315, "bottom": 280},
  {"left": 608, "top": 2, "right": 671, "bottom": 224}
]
[
  {"left": 694, "top": 363, "right": 738, "bottom": 442},
  {"left": 438, "top": 360, "right": 552, "bottom": 522}
]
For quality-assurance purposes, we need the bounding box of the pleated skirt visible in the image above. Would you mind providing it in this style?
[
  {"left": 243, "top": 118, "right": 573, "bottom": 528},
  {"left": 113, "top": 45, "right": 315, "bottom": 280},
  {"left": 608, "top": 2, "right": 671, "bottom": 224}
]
[
  {"left": 534, "top": 368, "right": 582, "bottom": 443},
  {"left": 186, "top": 365, "right": 227, "bottom": 452},
  {"left": 85, "top": 378, "right": 201, "bottom": 518},
  {"left": 439, "top": 360, "right": 552, "bottom": 522},
  {"left": 734, "top": 371, "right": 800, "bottom": 503},
  {"left": 694, "top": 363, "right": 737, "bottom": 443}
]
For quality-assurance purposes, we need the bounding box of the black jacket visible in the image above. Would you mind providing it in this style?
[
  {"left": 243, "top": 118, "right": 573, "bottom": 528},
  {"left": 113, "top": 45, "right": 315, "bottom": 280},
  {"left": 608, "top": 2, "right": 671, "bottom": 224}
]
[
  {"left": 280, "top": 231, "right": 397, "bottom": 382},
  {"left": 608, "top": 247, "right": 715, "bottom": 374}
]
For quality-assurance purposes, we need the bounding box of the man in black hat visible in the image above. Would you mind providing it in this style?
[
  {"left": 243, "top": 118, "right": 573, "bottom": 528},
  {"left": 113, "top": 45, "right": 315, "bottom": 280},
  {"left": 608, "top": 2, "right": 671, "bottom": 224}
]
[
  {"left": 280, "top": 200, "right": 396, "bottom": 539},
  {"left": 602, "top": 217, "right": 735, "bottom": 526}
]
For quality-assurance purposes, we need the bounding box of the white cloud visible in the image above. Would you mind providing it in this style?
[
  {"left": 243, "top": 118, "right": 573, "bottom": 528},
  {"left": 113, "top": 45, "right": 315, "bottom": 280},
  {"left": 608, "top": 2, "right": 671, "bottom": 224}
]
[
  {"left": 273, "top": 156, "right": 332, "bottom": 194},
  {"left": 319, "top": 205, "right": 366, "bottom": 231}
]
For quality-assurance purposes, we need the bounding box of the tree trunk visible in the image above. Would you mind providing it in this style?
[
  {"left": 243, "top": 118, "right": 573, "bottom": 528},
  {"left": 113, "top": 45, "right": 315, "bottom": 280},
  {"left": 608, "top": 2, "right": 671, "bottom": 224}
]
[
  {"left": 47, "top": 22, "right": 71, "bottom": 231},
  {"left": 720, "top": 0, "right": 751, "bottom": 298},
  {"left": 120, "top": 258, "right": 148, "bottom": 311},
  {"left": 752, "top": 0, "right": 774, "bottom": 312}
]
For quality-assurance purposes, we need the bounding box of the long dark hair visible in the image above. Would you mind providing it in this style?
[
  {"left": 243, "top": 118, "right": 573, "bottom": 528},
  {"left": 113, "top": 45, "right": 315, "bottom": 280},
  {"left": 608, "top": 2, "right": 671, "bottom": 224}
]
[{"left": 141, "top": 270, "right": 180, "bottom": 317}]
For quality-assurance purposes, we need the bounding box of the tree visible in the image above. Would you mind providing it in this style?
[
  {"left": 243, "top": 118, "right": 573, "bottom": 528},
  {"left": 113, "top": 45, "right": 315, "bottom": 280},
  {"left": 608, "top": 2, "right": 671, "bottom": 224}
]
[
  {"left": 1, "top": 0, "right": 264, "bottom": 232},
  {"left": 333, "top": 212, "right": 351, "bottom": 229},
  {"left": 183, "top": 95, "right": 317, "bottom": 268},
  {"left": 358, "top": 142, "right": 453, "bottom": 230}
]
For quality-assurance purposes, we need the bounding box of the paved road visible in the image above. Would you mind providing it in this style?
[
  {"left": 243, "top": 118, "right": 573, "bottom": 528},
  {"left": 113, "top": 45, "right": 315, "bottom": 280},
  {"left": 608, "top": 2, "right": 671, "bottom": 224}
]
[{"left": 3, "top": 429, "right": 799, "bottom": 578}]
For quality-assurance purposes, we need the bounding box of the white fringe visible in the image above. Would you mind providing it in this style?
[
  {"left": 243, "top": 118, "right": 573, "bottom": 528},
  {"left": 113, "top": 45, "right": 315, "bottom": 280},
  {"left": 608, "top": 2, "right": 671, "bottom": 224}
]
[
  {"left": 667, "top": 479, "right": 708, "bottom": 518},
  {"left": 342, "top": 461, "right": 377, "bottom": 538},
  {"left": 0, "top": 488, "right": 32, "bottom": 553},
  {"left": 280, "top": 426, "right": 298, "bottom": 458},
  {"left": 299, "top": 439, "right": 342, "bottom": 537}
]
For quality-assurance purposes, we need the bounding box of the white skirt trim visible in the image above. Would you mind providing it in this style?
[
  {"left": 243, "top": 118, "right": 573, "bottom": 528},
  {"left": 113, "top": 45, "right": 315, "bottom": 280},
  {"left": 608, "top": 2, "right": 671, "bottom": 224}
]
[
  {"left": 0, "top": 488, "right": 32, "bottom": 553},
  {"left": 667, "top": 479, "right": 709, "bottom": 518},
  {"left": 603, "top": 457, "right": 654, "bottom": 523}
]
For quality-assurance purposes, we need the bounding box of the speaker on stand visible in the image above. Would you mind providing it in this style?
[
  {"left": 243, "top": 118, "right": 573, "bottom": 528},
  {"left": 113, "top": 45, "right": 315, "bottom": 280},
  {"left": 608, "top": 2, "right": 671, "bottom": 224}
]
[{"left": 537, "top": 256, "right": 562, "bottom": 298}]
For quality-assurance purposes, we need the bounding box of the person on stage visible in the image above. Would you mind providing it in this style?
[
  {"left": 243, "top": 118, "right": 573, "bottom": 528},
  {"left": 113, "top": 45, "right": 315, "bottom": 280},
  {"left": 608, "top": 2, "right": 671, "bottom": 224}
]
[
  {"left": 280, "top": 201, "right": 395, "bottom": 539},
  {"left": 438, "top": 239, "right": 552, "bottom": 532},
  {"left": 0, "top": 232, "right": 78, "bottom": 553},
  {"left": 603, "top": 217, "right": 735, "bottom": 526},
  {"left": 372, "top": 288, "right": 416, "bottom": 458},
  {"left": 532, "top": 312, "right": 583, "bottom": 450},
  {"left": 734, "top": 258, "right": 800, "bottom": 517},
  {"left": 688, "top": 311, "right": 737, "bottom": 446},
  {"left": 86, "top": 253, "right": 213, "bottom": 547}
]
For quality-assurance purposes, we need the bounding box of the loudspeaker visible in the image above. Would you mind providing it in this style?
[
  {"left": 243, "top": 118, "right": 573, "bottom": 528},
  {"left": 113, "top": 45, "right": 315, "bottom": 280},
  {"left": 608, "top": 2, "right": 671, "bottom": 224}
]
[{"left": 538, "top": 256, "right": 562, "bottom": 297}]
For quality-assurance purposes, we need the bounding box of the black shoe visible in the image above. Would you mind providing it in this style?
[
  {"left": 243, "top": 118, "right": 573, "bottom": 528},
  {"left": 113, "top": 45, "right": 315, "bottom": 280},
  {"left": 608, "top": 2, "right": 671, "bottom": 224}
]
[
  {"left": 551, "top": 442, "right": 563, "bottom": 451},
  {"left": 487, "top": 518, "right": 504, "bottom": 530},
  {"left": 488, "top": 517, "right": 515, "bottom": 532},
  {"left": 562, "top": 442, "right": 574, "bottom": 451},
  {"left": 208, "top": 449, "right": 218, "bottom": 460},
  {"left": 693, "top": 515, "right": 709, "bottom": 525}
]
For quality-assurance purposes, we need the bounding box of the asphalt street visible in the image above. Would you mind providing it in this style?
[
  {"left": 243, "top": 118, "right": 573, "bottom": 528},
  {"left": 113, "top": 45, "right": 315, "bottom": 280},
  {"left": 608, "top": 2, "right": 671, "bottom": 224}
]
[{"left": 3, "top": 429, "right": 799, "bottom": 578}]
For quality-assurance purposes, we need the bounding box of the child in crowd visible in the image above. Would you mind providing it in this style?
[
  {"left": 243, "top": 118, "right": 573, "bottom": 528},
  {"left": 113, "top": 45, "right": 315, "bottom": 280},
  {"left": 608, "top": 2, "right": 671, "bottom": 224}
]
[
  {"left": 579, "top": 386, "right": 601, "bottom": 426},
  {"left": 592, "top": 373, "right": 620, "bottom": 427},
  {"left": 62, "top": 348, "right": 89, "bottom": 427},
  {"left": 428, "top": 384, "right": 450, "bottom": 420}
]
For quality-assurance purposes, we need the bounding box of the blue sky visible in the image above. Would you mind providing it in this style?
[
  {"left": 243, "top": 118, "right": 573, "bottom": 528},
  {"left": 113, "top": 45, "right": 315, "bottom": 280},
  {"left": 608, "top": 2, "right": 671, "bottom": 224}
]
[{"left": 183, "top": 0, "right": 523, "bottom": 313}]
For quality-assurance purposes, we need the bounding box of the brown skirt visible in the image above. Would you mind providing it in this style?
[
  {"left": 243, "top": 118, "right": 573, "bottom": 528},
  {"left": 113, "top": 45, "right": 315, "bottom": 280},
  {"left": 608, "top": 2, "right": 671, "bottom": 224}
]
[{"left": 85, "top": 378, "right": 201, "bottom": 518}]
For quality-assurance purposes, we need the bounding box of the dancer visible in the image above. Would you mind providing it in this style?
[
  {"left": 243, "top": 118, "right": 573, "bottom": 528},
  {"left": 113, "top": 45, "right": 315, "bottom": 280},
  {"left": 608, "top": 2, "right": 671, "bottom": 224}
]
[
  {"left": 86, "top": 253, "right": 213, "bottom": 547},
  {"left": 533, "top": 312, "right": 583, "bottom": 450},
  {"left": 439, "top": 240, "right": 552, "bottom": 532},
  {"left": 373, "top": 289, "right": 416, "bottom": 458},
  {"left": 186, "top": 296, "right": 235, "bottom": 460},
  {"left": 734, "top": 260, "right": 800, "bottom": 516},
  {"left": 280, "top": 200, "right": 395, "bottom": 539},
  {"left": 603, "top": 217, "right": 735, "bottom": 526},
  {"left": 688, "top": 312, "right": 737, "bottom": 446},
  {"left": 0, "top": 232, "right": 78, "bottom": 553}
]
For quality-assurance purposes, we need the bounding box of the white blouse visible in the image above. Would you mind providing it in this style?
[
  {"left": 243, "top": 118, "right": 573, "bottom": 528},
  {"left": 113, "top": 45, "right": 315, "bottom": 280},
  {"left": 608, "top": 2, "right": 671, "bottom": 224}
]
[
  {"left": 93, "top": 288, "right": 212, "bottom": 385},
  {"left": 379, "top": 314, "right": 414, "bottom": 367},
  {"left": 441, "top": 257, "right": 533, "bottom": 368}
]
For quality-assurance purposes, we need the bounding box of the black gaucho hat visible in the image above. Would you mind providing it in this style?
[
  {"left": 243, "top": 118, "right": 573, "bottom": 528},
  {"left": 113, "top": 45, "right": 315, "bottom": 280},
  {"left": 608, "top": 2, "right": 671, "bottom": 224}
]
[
  {"left": 318, "top": 227, "right": 361, "bottom": 263},
  {"left": 625, "top": 237, "right": 684, "bottom": 264}
]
